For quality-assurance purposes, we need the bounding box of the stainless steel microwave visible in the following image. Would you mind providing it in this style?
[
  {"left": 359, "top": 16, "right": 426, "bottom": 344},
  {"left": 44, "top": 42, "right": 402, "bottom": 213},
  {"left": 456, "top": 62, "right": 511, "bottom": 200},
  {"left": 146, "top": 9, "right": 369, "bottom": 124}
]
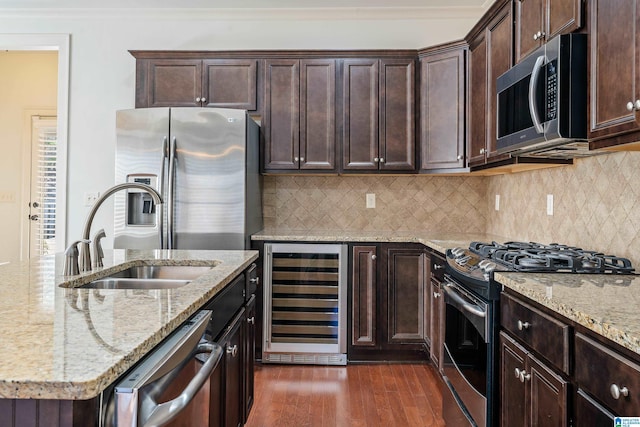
[{"left": 496, "top": 33, "right": 587, "bottom": 158}]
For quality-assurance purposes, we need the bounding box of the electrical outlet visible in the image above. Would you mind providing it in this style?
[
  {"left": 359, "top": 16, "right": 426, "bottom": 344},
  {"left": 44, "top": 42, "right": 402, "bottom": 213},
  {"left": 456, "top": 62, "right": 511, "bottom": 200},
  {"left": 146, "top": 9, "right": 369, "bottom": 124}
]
[
  {"left": 84, "top": 192, "right": 100, "bottom": 207},
  {"left": 366, "top": 193, "right": 376, "bottom": 209},
  {"left": 495, "top": 194, "right": 500, "bottom": 211},
  {"left": 547, "top": 194, "right": 554, "bottom": 216}
]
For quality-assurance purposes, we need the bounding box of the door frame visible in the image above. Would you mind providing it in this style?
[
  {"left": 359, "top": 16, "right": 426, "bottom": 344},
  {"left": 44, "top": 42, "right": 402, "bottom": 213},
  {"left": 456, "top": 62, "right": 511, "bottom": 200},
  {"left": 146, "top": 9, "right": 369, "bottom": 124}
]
[{"left": 0, "top": 34, "right": 70, "bottom": 258}]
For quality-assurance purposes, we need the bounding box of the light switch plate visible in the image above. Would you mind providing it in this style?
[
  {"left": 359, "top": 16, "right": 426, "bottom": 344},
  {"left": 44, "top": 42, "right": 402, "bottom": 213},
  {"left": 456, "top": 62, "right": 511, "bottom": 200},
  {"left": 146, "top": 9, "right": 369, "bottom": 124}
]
[
  {"left": 547, "top": 194, "right": 553, "bottom": 216},
  {"left": 495, "top": 194, "right": 500, "bottom": 211}
]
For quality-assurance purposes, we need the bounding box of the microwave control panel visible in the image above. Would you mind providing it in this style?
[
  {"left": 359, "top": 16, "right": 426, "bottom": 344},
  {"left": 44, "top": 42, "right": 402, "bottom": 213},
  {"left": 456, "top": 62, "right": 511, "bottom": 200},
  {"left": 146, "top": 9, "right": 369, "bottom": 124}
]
[{"left": 546, "top": 60, "right": 558, "bottom": 121}]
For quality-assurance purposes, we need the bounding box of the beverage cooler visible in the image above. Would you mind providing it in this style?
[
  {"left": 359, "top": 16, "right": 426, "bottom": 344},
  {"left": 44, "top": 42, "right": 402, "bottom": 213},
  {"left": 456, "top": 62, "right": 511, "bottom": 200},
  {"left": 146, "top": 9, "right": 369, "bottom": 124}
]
[{"left": 262, "top": 243, "right": 347, "bottom": 365}]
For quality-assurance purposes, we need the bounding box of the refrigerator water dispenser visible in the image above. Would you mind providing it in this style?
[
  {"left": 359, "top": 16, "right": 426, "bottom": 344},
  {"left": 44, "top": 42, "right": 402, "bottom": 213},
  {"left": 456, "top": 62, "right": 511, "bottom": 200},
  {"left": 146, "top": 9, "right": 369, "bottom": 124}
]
[{"left": 126, "top": 175, "right": 157, "bottom": 226}]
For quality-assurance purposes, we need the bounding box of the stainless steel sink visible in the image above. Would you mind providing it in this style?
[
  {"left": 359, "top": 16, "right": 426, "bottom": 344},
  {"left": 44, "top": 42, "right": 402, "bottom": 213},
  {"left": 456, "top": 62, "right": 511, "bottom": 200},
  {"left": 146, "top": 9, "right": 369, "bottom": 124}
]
[
  {"left": 105, "top": 265, "right": 213, "bottom": 280},
  {"left": 63, "top": 265, "right": 214, "bottom": 289},
  {"left": 79, "top": 278, "right": 191, "bottom": 290}
]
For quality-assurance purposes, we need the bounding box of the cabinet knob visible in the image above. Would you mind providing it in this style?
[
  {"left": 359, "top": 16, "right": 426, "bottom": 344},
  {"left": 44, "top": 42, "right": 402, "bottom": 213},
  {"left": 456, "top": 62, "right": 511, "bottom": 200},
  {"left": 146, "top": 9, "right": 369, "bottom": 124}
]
[
  {"left": 519, "top": 370, "right": 531, "bottom": 383},
  {"left": 247, "top": 316, "right": 255, "bottom": 325},
  {"left": 635, "top": 100, "right": 640, "bottom": 110},
  {"left": 479, "top": 148, "right": 486, "bottom": 154},
  {"left": 196, "top": 97, "right": 201, "bottom": 102},
  {"left": 533, "top": 31, "right": 545, "bottom": 41},
  {"left": 514, "top": 367, "right": 521, "bottom": 379},
  {"left": 517, "top": 320, "right": 531, "bottom": 331},
  {"left": 250, "top": 277, "right": 260, "bottom": 284},
  {"left": 627, "top": 101, "right": 635, "bottom": 111},
  {"left": 371, "top": 254, "right": 377, "bottom": 260},
  {"left": 226, "top": 344, "right": 238, "bottom": 357},
  {"left": 433, "top": 291, "right": 441, "bottom": 299},
  {"left": 294, "top": 157, "right": 299, "bottom": 162},
  {"left": 374, "top": 157, "right": 379, "bottom": 162},
  {"left": 610, "top": 383, "right": 630, "bottom": 400},
  {"left": 201, "top": 97, "right": 206, "bottom": 103},
  {"left": 379, "top": 157, "right": 385, "bottom": 163},
  {"left": 434, "top": 264, "right": 444, "bottom": 270},
  {"left": 300, "top": 156, "right": 305, "bottom": 162},
  {"left": 457, "top": 155, "right": 462, "bottom": 160}
]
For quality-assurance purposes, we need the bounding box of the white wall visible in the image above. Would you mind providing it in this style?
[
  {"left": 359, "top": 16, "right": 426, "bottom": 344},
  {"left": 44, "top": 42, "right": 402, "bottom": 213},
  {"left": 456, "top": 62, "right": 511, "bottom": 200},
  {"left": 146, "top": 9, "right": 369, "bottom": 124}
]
[
  {"left": 0, "top": 8, "right": 483, "bottom": 247},
  {"left": 0, "top": 51, "right": 58, "bottom": 262}
]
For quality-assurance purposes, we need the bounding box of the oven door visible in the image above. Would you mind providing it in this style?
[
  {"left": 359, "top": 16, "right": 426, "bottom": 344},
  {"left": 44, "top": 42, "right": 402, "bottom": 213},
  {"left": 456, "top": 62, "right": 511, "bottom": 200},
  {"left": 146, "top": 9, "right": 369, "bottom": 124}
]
[{"left": 441, "top": 279, "right": 490, "bottom": 427}]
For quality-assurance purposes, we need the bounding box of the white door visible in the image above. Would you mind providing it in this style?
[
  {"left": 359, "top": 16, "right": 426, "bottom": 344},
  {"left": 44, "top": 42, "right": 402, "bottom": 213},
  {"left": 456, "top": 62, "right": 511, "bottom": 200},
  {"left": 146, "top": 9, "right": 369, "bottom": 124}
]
[{"left": 28, "top": 116, "right": 57, "bottom": 258}]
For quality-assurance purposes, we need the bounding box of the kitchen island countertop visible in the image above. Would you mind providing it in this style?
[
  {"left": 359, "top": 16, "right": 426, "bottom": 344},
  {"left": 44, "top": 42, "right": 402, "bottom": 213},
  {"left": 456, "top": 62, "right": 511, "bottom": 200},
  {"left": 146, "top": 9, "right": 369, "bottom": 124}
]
[{"left": 0, "top": 249, "right": 257, "bottom": 400}]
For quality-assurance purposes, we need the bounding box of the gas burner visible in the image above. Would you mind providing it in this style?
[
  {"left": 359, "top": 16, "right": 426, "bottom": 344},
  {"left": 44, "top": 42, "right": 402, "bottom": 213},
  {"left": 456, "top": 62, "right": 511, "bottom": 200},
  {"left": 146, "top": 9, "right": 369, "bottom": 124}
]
[{"left": 470, "top": 241, "right": 635, "bottom": 275}]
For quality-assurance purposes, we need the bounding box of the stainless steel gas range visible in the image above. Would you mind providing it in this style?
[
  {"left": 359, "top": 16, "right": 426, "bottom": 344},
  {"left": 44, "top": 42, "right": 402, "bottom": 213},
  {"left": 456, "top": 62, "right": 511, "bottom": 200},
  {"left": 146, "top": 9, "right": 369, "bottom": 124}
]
[{"left": 441, "top": 241, "right": 635, "bottom": 427}]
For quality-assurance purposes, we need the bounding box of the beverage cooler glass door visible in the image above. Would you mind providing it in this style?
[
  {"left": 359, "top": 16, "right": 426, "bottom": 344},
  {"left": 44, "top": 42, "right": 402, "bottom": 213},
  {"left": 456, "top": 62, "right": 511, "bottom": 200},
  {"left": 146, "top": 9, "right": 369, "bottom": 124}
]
[{"left": 263, "top": 243, "right": 347, "bottom": 365}]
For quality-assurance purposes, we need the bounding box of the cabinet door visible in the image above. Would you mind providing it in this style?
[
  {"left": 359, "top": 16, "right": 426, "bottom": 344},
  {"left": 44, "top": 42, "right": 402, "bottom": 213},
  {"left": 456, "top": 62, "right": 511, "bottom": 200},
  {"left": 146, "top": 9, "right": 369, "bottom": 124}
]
[
  {"left": 547, "top": 0, "right": 583, "bottom": 40},
  {"left": 243, "top": 295, "right": 256, "bottom": 423},
  {"left": 499, "top": 332, "right": 527, "bottom": 427},
  {"left": 222, "top": 309, "right": 245, "bottom": 427},
  {"left": 145, "top": 59, "right": 202, "bottom": 107},
  {"left": 468, "top": 36, "right": 488, "bottom": 167},
  {"left": 589, "top": 0, "right": 640, "bottom": 140},
  {"left": 420, "top": 47, "right": 466, "bottom": 171},
  {"left": 351, "top": 245, "right": 377, "bottom": 347},
  {"left": 527, "top": 354, "right": 569, "bottom": 427},
  {"left": 384, "top": 245, "right": 426, "bottom": 343},
  {"left": 515, "top": 0, "right": 544, "bottom": 62},
  {"left": 202, "top": 59, "right": 257, "bottom": 110},
  {"left": 342, "top": 59, "right": 379, "bottom": 170},
  {"left": 264, "top": 59, "right": 300, "bottom": 170},
  {"left": 486, "top": 2, "right": 513, "bottom": 161},
  {"left": 379, "top": 58, "right": 416, "bottom": 171},
  {"left": 575, "top": 389, "right": 616, "bottom": 427},
  {"left": 300, "top": 59, "right": 337, "bottom": 170}
]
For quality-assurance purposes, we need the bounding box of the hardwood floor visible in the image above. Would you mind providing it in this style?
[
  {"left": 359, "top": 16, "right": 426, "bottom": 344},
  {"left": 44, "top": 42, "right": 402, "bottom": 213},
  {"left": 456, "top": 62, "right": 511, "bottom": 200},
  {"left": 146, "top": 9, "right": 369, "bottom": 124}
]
[{"left": 245, "top": 363, "right": 446, "bottom": 427}]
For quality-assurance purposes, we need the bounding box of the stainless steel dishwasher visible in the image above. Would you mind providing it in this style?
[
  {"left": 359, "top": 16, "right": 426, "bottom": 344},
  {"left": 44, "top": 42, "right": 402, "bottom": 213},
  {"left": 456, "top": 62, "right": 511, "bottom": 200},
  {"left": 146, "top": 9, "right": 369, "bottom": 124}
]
[
  {"left": 102, "top": 310, "right": 223, "bottom": 427},
  {"left": 262, "top": 243, "right": 347, "bottom": 365}
]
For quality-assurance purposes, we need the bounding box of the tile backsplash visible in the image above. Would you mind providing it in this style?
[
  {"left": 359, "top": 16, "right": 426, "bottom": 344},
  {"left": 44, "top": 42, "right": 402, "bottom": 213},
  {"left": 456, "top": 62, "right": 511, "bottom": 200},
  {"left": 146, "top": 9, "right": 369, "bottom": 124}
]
[
  {"left": 486, "top": 151, "right": 640, "bottom": 267},
  {"left": 262, "top": 175, "right": 488, "bottom": 233},
  {"left": 262, "top": 150, "right": 640, "bottom": 267}
]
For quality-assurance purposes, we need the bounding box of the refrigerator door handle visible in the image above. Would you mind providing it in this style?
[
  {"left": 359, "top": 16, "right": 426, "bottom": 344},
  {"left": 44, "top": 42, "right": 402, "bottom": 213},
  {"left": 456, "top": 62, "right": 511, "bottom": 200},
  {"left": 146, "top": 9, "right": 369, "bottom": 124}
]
[
  {"left": 167, "top": 136, "right": 177, "bottom": 249},
  {"left": 159, "top": 136, "right": 168, "bottom": 249}
]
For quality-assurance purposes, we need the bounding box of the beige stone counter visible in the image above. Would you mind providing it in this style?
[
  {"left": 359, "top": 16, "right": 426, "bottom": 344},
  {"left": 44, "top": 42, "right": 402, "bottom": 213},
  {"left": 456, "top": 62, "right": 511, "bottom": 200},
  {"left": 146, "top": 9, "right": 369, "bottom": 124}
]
[
  {"left": 251, "top": 228, "right": 508, "bottom": 255},
  {"left": 496, "top": 272, "right": 640, "bottom": 356},
  {"left": 0, "top": 249, "right": 257, "bottom": 400}
]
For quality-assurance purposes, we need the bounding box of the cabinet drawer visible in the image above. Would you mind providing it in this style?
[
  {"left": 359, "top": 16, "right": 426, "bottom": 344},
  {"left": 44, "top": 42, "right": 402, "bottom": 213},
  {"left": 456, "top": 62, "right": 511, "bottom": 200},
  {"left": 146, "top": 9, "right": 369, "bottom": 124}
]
[
  {"left": 500, "top": 292, "right": 571, "bottom": 374},
  {"left": 575, "top": 332, "right": 640, "bottom": 417},
  {"left": 430, "top": 252, "right": 445, "bottom": 283}
]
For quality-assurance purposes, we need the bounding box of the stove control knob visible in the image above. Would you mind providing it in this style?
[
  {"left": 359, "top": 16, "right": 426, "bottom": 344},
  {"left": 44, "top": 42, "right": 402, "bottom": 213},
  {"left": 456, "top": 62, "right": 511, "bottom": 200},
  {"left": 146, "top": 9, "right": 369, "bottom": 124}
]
[
  {"left": 451, "top": 247, "right": 466, "bottom": 258},
  {"left": 478, "top": 260, "right": 497, "bottom": 273}
]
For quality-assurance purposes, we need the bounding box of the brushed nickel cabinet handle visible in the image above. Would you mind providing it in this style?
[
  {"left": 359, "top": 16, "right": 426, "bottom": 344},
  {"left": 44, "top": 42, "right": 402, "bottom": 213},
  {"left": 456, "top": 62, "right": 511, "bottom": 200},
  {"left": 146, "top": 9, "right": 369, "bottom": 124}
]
[
  {"left": 611, "top": 383, "right": 629, "bottom": 399},
  {"left": 247, "top": 317, "right": 255, "bottom": 325},
  {"left": 517, "top": 320, "right": 531, "bottom": 331},
  {"left": 227, "top": 344, "right": 238, "bottom": 357}
]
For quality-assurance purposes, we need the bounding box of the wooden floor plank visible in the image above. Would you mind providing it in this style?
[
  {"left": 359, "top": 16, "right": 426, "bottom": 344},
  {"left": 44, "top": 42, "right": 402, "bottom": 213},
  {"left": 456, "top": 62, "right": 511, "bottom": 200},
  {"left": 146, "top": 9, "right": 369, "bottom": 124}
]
[{"left": 245, "top": 363, "right": 445, "bottom": 427}]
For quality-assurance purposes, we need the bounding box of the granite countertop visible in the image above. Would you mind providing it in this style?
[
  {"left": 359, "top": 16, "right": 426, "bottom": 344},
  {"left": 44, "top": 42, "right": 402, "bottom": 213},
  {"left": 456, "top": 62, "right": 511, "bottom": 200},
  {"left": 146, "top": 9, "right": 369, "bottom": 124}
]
[
  {"left": 496, "top": 272, "right": 640, "bottom": 356},
  {"left": 251, "top": 228, "right": 509, "bottom": 255},
  {"left": 0, "top": 249, "right": 257, "bottom": 400}
]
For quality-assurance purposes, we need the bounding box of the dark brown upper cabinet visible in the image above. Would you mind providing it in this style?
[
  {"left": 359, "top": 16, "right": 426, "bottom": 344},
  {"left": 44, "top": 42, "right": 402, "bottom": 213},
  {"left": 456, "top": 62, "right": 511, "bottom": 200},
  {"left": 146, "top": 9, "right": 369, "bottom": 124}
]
[
  {"left": 131, "top": 54, "right": 257, "bottom": 110},
  {"left": 342, "top": 58, "right": 416, "bottom": 172},
  {"left": 467, "top": 1, "right": 513, "bottom": 168},
  {"left": 263, "top": 58, "right": 337, "bottom": 172},
  {"left": 514, "top": 0, "right": 583, "bottom": 63},
  {"left": 588, "top": 0, "right": 640, "bottom": 149},
  {"left": 419, "top": 42, "right": 467, "bottom": 172}
]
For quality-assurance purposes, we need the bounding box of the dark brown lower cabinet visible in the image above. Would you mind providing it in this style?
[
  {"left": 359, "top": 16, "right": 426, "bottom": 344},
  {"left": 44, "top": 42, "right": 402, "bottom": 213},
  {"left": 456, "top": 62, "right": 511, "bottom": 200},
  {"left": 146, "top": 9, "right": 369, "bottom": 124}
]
[
  {"left": 575, "top": 389, "right": 615, "bottom": 427},
  {"left": 243, "top": 295, "right": 256, "bottom": 423},
  {"left": 220, "top": 308, "right": 246, "bottom": 427},
  {"left": 499, "top": 331, "right": 569, "bottom": 427},
  {"left": 349, "top": 243, "right": 428, "bottom": 361}
]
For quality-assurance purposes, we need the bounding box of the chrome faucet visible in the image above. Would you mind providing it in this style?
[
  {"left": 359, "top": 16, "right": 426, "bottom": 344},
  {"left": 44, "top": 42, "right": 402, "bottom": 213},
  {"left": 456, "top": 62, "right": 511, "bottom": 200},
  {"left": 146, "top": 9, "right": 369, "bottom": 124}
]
[{"left": 78, "top": 183, "right": 163, "bottom": 272}]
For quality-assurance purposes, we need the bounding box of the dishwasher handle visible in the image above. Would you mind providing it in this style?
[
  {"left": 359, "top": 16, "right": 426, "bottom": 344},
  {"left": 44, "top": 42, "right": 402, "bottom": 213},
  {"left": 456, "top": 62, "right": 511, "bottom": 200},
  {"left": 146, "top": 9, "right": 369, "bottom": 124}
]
[{"left": 142, "top": 341, "right": 223, "bottom": 427}]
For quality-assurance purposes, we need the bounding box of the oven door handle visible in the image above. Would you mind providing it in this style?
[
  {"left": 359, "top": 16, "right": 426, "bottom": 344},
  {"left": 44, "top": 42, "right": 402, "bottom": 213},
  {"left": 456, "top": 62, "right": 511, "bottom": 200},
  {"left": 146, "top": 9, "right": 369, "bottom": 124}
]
[{"left": 442, "top": 284, "right": 486, "bottom": 318}]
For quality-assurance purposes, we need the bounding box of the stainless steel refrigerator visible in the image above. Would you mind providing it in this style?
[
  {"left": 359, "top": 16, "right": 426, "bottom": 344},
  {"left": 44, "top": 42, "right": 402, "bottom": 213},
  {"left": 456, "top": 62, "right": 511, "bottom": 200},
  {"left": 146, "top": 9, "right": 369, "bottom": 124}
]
[{"left": 113, "top": 107, "right": 262, "bottom": 250}]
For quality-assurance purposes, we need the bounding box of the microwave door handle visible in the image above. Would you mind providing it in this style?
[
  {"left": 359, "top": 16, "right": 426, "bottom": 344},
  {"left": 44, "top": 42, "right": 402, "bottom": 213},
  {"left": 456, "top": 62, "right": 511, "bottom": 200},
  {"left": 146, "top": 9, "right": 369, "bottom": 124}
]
[
  {"left": 528, "top": 55, "right": 546, "bottom": 134},
  {"left": 142, "top": 342, "right": 223, "bottom": 427}
]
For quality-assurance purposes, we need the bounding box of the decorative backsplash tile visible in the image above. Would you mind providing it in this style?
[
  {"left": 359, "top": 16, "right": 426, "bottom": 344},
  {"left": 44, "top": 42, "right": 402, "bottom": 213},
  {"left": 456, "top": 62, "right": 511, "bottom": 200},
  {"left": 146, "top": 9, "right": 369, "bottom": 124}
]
[
  {"left": 262, "top": 175, "right": 488, "bottom": 233},
  {"left": 486, "top": 151, "right": 640, "bottom": 268},
  {"left": 262, "top": 150, "right": 640, "bottom": 268}
]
